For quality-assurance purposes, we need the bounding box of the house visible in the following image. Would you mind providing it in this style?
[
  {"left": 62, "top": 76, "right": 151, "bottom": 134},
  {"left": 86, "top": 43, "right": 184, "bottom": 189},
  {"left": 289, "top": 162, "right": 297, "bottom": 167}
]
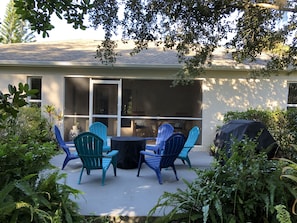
[{"left": 0, "top": 40, "right": 295, "bottom": 151}]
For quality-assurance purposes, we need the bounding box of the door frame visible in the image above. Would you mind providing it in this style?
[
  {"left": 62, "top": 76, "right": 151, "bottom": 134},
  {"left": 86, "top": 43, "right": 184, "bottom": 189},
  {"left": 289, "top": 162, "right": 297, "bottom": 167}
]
[{"left": 89, "top": 79, "right": 122, "bottom": 136}]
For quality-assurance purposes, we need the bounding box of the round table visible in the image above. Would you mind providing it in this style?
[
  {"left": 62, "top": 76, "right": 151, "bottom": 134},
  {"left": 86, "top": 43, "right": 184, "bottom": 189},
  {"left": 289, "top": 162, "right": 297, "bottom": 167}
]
[{"left": 111, "top": 136, "right": 146, "bottom": 169}]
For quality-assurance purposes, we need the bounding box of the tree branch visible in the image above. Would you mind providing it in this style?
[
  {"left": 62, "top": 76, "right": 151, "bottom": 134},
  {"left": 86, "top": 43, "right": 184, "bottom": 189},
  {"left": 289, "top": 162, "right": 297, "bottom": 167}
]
[{"left": 251, "top": 2, "right": 297, "bottom": 13}]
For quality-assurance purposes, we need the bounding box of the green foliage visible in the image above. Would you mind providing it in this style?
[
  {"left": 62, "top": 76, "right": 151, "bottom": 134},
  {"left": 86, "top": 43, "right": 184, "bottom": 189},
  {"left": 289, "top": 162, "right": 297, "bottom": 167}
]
[
  {"left": 0, "top": 83, "right": 83, "bottom": 222},
  {"left": 0, "top": 83, "right": 38, "bottom": 127},
  {"left": 148, "top": 139, "right": 296, "bottom": 223},
  {"left": 0, "top": 172, "right": 83, "bottom": 223},
  {"left": 275, "top": 205, "right": 292, "bottom": 223},
  {"left": 0, "top": 105, "right": 53, "bottom": 144},
  {"left": 14, "top": 0, "right": 89, "bottom": 37},
  {"left": 0, "top": 105, "right": 56, "bottom": 184},
  {"left": 0, "top": 0, "right": 35, "bottom": 43},
  {"left": 279, "top": 154, "right": 297, "bottom": 215}
]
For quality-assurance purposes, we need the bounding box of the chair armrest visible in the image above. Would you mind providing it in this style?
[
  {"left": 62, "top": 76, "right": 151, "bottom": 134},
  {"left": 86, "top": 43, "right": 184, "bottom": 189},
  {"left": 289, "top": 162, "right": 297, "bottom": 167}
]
[
  {"left": 65, "top": 141, "right": 74, "bottom": 144},
  {"left": 140, "top": 150, "right": 160, "bottom": 157},
  {"left": 144, "top": 137, "right": 156, "bottom": 141},
  {"left": 105, "top": 150, "right": 119, "bottom": 157},
  {"left": 65, "top": 142, "right": 75, "bottom": 148}
]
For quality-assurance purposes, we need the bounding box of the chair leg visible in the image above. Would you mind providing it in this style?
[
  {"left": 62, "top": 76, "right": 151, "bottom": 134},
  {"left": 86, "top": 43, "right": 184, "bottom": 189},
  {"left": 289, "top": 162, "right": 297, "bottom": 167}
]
[
  {"left": 185, "top": 157, "right": 192, "bottom": 168},
  {"left": 78, "top": 168, "right": 84, "bottom": 184},
  {"left": 102, "top": 170, "right": 106, "bottom": 186},
  {"left": 155, "top": 169, "right": 162, "bottom": 184},
  {"left": 111, "top": 157, "right": 117, "bottom": 176},
  {"left": 137, "top": 155, "right": 144, "bottom": 177},
  {"left": 62, "top": 157, "right": 69, "bottom": 170},
  {"left": 171, "top": 165, "right": 179, "bottom": 181}
]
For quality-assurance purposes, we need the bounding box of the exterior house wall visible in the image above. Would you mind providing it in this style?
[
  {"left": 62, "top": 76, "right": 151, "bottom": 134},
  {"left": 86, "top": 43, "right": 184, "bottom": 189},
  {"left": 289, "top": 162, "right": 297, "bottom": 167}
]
[
  {"left": 0, "top": 67, "right": 292, "bottom": 151},
  {"left": 201, "top": 71, "right": 289, "bottom": 149},
  {"left": 42, "top": 74, "right": 64, "bottom": 114},
  {"left": 0, "top": 39, "right": 295, "bottom": 151}
]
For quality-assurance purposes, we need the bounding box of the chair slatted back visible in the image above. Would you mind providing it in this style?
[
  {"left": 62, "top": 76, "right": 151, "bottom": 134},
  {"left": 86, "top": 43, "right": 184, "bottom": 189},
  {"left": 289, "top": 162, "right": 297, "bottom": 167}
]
[
  {"left": 89, "top": 122, "right": 108, "bottom": 147},
  {"left": 54, "top": 125, "right": 70, "bottom": 156},
  {"left": 160, "top": 133, "right": 186, "bottom": 168},
  {"left": 155, "top": 123, "right": 174, "bottom": 145},
  {"left": 74, "top": 132, "right": 105, "bottom": 169},
  {"left": 184, "top": 126, "right": 200, "bottom": 148}
]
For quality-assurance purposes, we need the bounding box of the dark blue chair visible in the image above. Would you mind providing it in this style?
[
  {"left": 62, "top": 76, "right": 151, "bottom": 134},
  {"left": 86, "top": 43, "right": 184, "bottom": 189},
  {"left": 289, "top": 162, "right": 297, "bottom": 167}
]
[
  {"left": 89, "top": 122, "right": 111, "bottom": 152},
  {"left": 177, "top": 126, "right": 200, "bottom": 168},
  {"left": 54, "top": 125, "right": 79, "bottom": 170},
  {"left": 74, "top": 132, "right": 118, "bottom": 186},
  {"left": 145, "top": 123, "right": 174, "bottom": 154},
  {"left": 137, "top": 133, "right": 186, "bottom": 184}
]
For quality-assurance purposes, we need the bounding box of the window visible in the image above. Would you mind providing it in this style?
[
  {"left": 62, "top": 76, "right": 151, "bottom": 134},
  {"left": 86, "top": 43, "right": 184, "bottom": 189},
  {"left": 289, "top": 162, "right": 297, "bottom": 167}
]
[
  {"left": 63, "top": 77, "right": 203, "bottom": 143},
  {"left": 64, "top": 77, "right": 89, "bottom": 140},
  {"left": 122, "top": 80, "right": 202, "bottom": 117},
  {"left": 27, "top": 77, "right": 42, "bottom": 107},
  {"left": 287, "top": 83, "right": 297, "bottom": 109},
  {"left": 122, "top": 80, "right": 202, "bottom": 143}
]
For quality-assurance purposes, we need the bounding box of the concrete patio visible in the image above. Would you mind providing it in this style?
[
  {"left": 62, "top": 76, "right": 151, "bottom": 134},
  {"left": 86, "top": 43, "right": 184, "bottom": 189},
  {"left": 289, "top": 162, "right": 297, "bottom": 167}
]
[{"left": 50, "top": 150, "right": 214, "bottom": 218}]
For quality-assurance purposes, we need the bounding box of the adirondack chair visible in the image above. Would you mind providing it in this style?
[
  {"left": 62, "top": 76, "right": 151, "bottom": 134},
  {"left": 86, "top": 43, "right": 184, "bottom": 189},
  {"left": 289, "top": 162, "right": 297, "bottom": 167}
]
[
  {"left": 177, "top": 126, "right": 200, "bottom": 168},
  {"left": 74, "top": 132, "right": 119, "bottom": 186},
  {"left": 145, "top": 123, "right": 174, "bottom": 154},
  {"left": 137, "top": 133, "right": 186, "bottom": 184},
  {"left": 89, "top": 122, "right": 111, "bottom": 152},
  {"left": 54, "top": 125, "right": 79, "bottom": 170}
]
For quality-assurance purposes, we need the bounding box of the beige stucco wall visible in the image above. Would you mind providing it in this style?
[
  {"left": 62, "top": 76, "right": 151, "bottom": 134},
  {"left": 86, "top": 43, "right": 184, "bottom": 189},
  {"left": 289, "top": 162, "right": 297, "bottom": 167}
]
[
  {"left": 0, "top": 74, "right": 27, "bottom": 93},
  {"left": 42, "top": 75, "right": 64, "bottom": 114},
  {"left": 201, "top": 73, "right": 288, "bottom": 150},
  {"left": 0, "top": 71, "right": 63, "bottom": 117}
]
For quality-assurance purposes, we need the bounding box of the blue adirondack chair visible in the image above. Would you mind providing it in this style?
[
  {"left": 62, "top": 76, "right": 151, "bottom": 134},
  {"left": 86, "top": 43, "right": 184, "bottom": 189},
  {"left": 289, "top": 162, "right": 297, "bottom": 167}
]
[
  {"left": 145, "top": 123, "right": 174, "bottom": 154},
  {"left": 54, "top": 125, "right": 79, "bottom": 170},
  {"left": 89, "top": 122, "right": 111, "bottom": 152},
  {"left": 177, "top": 126, "right": 200, "bottom": 168},
  {"left": 137, "top": 133, "right": 186, "bottom": 184},
  {"left": 74, "top": 132, "right": 119, "bottom": 186}
]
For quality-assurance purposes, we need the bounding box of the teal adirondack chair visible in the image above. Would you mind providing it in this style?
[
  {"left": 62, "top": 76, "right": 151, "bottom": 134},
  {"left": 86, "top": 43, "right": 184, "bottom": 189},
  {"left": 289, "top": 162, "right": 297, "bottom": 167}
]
[
  {"left": 74, "top": 132, "right": 118, "bottom": 186},
  {"left": 177, "top": 126, "right": 200, "bottom": 168},
  {"left": 89, "top": 122, "right": 111, "bottom": 152}
]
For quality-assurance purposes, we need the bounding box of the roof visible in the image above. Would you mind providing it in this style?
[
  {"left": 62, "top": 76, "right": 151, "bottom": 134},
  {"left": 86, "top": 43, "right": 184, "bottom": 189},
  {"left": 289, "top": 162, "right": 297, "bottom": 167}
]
[{"left": 0, "top": 40, "right": 269, "bottom": 70}]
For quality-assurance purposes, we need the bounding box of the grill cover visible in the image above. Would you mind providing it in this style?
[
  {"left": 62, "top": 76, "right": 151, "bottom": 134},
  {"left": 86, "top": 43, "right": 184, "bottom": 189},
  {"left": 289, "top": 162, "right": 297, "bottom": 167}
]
[{"left": 214, "top": 119, "right": 278, "bottom": 158}]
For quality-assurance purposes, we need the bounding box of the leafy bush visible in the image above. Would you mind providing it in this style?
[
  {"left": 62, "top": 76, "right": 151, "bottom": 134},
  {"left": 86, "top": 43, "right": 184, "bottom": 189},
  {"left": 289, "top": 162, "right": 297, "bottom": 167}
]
[
  {"left": 0, "top": 106, "right": 53, "bottom": 144},
  {"left": 0, "top": 83, "right": 37, "bottom": 127},
  {"left": 0, "top": 106, "right": 57, "bottom": 184},
  {"left": 148, "top": 139, "right": 296, "bottom": 223},
  {"left": 0, "top": 171, "right": 83, "bottom": 223},
  {"left": 0, "top": 84, "right": 83, "bottom": 222}
]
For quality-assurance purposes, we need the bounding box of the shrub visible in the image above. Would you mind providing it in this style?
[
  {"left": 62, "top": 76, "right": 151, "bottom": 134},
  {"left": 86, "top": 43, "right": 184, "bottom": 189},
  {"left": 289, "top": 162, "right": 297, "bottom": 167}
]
[
  {"left": 0, "top": 171, "right": 83, "bottom": 223},
  {"left": 0, "top": 106, "right": 57, "bottom": 184},
  {"left": 148, "top": 139, "right": 296, "bottom": 223},
  {"left": 0, "top": 84, "right": 83, "bottom": 222}
]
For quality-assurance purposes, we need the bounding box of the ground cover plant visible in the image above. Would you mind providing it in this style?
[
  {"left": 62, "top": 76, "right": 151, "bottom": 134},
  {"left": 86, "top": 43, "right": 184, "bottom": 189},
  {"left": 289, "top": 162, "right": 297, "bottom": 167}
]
[{"left": 147, "top": 138, "right": 297, "bottom": 223}]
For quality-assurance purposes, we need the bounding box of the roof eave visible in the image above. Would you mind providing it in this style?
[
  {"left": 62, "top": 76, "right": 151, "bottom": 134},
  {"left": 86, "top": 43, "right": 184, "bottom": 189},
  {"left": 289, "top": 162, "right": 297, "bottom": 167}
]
[{"left": 0, "top": 60, "right": 265, "bottom": 71}]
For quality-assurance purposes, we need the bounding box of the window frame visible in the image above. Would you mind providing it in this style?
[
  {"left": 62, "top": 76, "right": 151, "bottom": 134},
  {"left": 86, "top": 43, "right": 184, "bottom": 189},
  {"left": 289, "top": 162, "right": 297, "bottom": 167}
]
[{"left": 27, "top": 76, "right": 42, "bottom": 106}]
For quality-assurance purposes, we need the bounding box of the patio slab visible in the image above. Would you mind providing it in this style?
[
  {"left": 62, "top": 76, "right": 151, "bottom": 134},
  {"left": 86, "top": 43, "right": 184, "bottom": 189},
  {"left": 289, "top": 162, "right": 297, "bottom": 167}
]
[{"left": 50, "top": 151, "right": 214, "bottom": 218}]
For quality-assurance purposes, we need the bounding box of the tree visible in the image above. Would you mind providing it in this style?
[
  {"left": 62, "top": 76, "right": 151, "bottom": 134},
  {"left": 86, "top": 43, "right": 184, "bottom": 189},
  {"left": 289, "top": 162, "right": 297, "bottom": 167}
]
[
  {"left": 0, "top": 0, "right": 35, "bottom": 44},
  {"left": 12, "top": 0, "right": 297, "bottom": 80}
]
